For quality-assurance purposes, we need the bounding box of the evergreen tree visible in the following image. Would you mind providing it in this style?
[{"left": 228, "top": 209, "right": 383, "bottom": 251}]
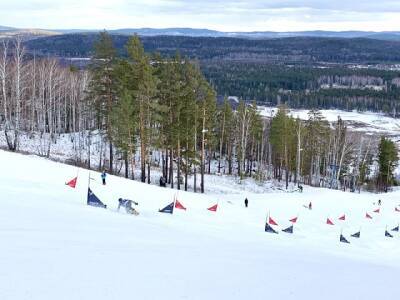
[
  {"left": 377, "top": 137, "right": 398, "bottom": 192},
  {"left": 126, "top": 35, "right": 157, "bottom": 183},
  {"left": 110, "top": 89, "right": 137, "bottom": 179},
  {"left": 88, "top": 30, "right": 117, "bottom": 173},
  {"left": 303, "top": 109, "right": 329, "bottom": 186}
]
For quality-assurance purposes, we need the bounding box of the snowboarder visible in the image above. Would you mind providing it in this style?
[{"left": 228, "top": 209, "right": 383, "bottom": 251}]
[
  {"left": 101, "top": 170, "right": 107, "bottom": 185},
  {"left": 298, "top": 184, "right": 303, "bottom": 193},
  {"left": 308, "top": 202, "right": 312, "bottom": 210},
  {"left": 244, "top": 198, "right": 248, "bottom": 208},
  {"left": 378, "top": 199, "right": 382, "bottom": 206},
  {"left": 118, "top": 198, "right": 139, "bottom": 215}
]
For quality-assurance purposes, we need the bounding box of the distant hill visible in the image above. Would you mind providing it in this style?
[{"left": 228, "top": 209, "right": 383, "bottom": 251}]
[
  {"left": 109, "top": 28, "right": 225, "bottom": 37},
  {"left": 0, "top": 25, "right": 16, "bottom": 31},
  {"left": 24, "top": 33, "right": 400, "bottom": 64},
  {"left": 364, "top": 32, "right": 400, "bottom": 41},
  {"left": 0, "top": 27, "right": 60, "bottom": 40},
  {"left": 2, "top": 25, "right": 400, "bottom": 41}
]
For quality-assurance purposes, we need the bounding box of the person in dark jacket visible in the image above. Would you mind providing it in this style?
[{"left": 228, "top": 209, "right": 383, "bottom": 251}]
[
  {"left": 159, "top": 176, "right": 166, "bottom": 187},
  {"left": 244, "top": 198, "right": 248, "bottom": 208},
  {"left": 101, "top": 170, "right": 106, "bottom": 185}
]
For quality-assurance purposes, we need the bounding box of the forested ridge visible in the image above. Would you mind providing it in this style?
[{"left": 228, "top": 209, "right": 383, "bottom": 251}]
[
  {"left": 25, "top": 34, "right": 400, "bottom": 63},
  {"left": 22, "top": 33, "right": 400, "bottom": 113}
]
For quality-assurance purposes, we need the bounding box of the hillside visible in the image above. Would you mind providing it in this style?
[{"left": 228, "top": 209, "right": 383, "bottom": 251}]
[
  {"left": 3, "top": 25, "right": 400, "bottom": 40},
  {"left": 20, "top": 33, "right": 400, "bottom": 112},
  {"left": 24, "top": 34, "right": 400, "bottom": 63},
  {"left": 1, "top": 149, "right": 400, "bottom": 299}
]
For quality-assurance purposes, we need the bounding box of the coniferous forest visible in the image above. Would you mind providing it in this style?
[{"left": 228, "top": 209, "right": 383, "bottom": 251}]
[
  {"left": 24, "top": 33, "right": 400, "bottom": 113},
  {"left": 0, "top": 32, "right": 398, "bottom": 193}
]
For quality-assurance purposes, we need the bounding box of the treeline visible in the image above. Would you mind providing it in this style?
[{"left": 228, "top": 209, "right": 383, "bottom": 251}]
[
  {"left": 1, "top": 34, "right": 398, "bottom": 193},
  {"left": 25, "top": 34, "right": 400, "bottom": 63},
  {"left": 203, "top": 62, "right": 400, "bottom": 113},
  {"left": 267, "top": 108, "right": 398, "bottom": 192},
  {"left": 0, "top": 37, "right": 91, "bottom": 154},
  {"left": 22, "top": 33, "right": 400, "bottom": 113}
]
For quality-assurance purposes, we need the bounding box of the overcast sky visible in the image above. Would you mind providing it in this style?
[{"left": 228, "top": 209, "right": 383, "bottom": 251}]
[{"left": 1, "top": 0, "right": 400, "bottom": 32}]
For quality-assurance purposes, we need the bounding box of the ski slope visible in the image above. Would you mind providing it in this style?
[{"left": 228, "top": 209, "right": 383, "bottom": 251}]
[{"left": 1, "top": 150, "right": 400, "bottom": 300}]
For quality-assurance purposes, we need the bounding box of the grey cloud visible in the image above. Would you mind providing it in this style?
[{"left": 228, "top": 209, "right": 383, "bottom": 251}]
[{"left": 128, "top": 0, "right": 400, "bottom": 14}]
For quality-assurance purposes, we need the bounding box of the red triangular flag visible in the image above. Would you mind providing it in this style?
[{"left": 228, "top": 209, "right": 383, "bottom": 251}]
[
  {"left": 326, "top": 218, "right": 334, "bottom": 225},
  {"left": 365, "top": 212, "right": 372, "bottom": 219},
  {"left": 289, "top": 217, "right": 298, "bottom": 223},
  {"left": 174, "top": 199, "right": 187, "bottom": 210},
  {"left": 338, "top": 214, "right": 345, "bottom": 221},
  {"left": 373, "top": 208, "right": 380, "bottom": 213},
  {"left": 66, "top": 177, "right": 77, "bottom": 188},
  {"left": 268, "top": 216, "right": 278, "bottom": 226},
  {"left": 207, "top": 204, "right": 218, "bottom": 212},
  {"left": 395, "top": 207, "right": 400, "bottom": 212}
]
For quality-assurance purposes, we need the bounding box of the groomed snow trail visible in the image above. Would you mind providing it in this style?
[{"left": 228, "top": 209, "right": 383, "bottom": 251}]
[{"left": 0, "top": 150, "right": 399, "bottom": 300}]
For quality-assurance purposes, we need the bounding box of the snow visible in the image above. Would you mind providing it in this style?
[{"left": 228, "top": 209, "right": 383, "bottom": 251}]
[
  {"left": 0, "top": 131, "right": 290, "bottom": 194},
  {"left": 258, "top": 106, "right": 400, "bottom": 135},
  {"left": 1, "top": 149, "right": 400, "bottom": 300}
]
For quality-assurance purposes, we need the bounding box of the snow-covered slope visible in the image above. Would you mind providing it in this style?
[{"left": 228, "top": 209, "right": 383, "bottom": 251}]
[{"left": 1, "top": 150, "right": 399, "bottom": 300}]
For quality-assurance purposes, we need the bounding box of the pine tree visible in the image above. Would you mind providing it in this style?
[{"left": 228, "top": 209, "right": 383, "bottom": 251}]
[
  {"left": 217, "top": 97, "right": 234, "bottom": 174},
  {"left": 110, "top": 89, "right": 136, "bottom": 179},
  {"left": 377, "top": 137, "right": 398, "bottom": 192},
  {"left": 88, "top": 31, "right": 117, "bottom": 173},
  {"left": 303, "top": 109, "right": 329, "bottom": 186},
  {"left": 248, "top": 101, "right": 263, "bottom": 178},
  {"left": 126, "top": 35, "right": 157, "bottom": 183},
  {"left": 269, "top": 105, "right": 296, "bottom": 186}
]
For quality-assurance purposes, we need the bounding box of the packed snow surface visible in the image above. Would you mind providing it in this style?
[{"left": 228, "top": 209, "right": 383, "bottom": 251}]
[{"left": 1, "top": 150, "right": 400, "bottom": 300}]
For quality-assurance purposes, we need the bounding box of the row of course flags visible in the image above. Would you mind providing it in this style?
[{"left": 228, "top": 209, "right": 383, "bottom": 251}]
[
  {"left": 339, "top": 224, "right": 399, "bottom": 243},
  {"left": 159, "top": 196, "right": 219, "bottom": 214},
  {"left": 265, "top": 203, "right": 400, "bottom": 243},
  {"left": 265, "top": 213, "right": 296, "bottom": 234},
  {"left": 66, "top": 172, "right": 400, "bottom": 243},
  {"left": 66, "top": 172, "right": 220, "bottom": 213},
  {"left": 326, "top": 207, "right": 383, "bottom": 225}
]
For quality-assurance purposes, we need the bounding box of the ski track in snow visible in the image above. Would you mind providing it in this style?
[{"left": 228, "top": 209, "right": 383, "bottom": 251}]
[{"left": 1, "top": 150, "right": 400, "bottom": 300}]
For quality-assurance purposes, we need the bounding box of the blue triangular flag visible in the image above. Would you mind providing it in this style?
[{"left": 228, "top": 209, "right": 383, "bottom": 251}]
[
  {"left": 391, "top": 225, "right": 399, "bottom": 232},
  {"left": 87, "top": 188, "right": 107, "bottom": 208},
  {"left": 385, "top": 230, "right": 393, "bottom": 238},
  {"left": 282, "top": 225, "right": 294, "bottom": 234},
  {"left": 159, "top": 202, "right": 174, "bottom": 214},
  {"left": 340, "top": 234, "right": 350, "bottom": 244},
  {"left": 265, "top": 223, "right": 278, "bottom": 234},
  {"left": 351, "top": 231, "right": 361, "bottom": 238}
]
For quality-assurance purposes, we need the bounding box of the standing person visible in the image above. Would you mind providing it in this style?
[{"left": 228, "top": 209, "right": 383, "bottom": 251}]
[
  {"left": 244, "top": 198, "right": 248, "bottom": 208},
  {"left": 101, "top": 170, "right": 107, "bottom": 185},
  {"left": 308, "top": 202, "right": 312, "bottom": 210},
  {"left": 378, "top": 199, "right": 382, "bottom": 206}
]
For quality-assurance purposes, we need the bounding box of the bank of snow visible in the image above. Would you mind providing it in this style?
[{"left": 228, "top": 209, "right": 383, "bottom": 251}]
[{"left": 1, "top": 150, "right": 399, "bottom": 300}]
